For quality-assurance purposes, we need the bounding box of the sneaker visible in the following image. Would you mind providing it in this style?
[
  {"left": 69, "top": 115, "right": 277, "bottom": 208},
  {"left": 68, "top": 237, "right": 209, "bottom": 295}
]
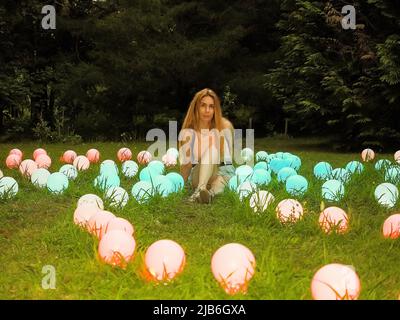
[
  {"left": 188, "top": 188, "right": 201, "bottom": 203},
  {"left": 200, "top": 189, "right": 215, "bottom": 204}
]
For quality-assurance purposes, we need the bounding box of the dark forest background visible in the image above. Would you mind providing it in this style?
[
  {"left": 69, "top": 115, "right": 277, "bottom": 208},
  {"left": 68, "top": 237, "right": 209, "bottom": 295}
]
[{"left": 0, "top": 0, "right": 399, "bottom": 150}]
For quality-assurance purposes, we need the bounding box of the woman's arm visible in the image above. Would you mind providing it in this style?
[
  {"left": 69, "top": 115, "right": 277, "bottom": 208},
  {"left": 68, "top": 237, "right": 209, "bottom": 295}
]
[{"left": 180, "top": 163, "right": 192, "bottom": 183}]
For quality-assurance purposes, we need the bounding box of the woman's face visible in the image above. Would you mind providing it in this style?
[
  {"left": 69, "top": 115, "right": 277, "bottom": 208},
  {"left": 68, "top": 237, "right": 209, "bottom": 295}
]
[{"left": 198, "top": 95, "right": 215, "bottom": 124}]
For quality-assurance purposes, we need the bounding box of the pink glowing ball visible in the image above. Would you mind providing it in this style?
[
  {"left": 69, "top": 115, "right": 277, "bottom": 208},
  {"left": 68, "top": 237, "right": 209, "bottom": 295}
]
[
  {"left": 382, "top": 214, "right": 400, "bottom": 239},
  {"left": 311, "top": 263, "right": 361, "bottom": 300},
  {"left": 62, "top": 150, "right": 77, "bottom": 164},
  {"left": 276, "top": 199, "right": 304, "bottom": 224},
  {"left": 73, "top": 204, "right": 101, "bottom": 228},
  {"left": 211, "top": 243, "right": 256, "bottom": 295},
  {"left": 87, "top": 210, "right": 116, "bottom": 239},
  {"left": 105, "top": 217, "right": 134, "bottom": 236},
  {"left": 35, "top": 154, "right": 52, "bottom": 169},
  {"left": 6, "top": 154, "right": 22, "bottom": 169},
  {"left": 19, "top": 159, "right": 39, "bottom": 178},
  {"left": 137, "top": 150, "right": 152, "bottom": 165},
  {"left": 361, "top": 148, "right": 375, "bottom": 162},
  {"left": 73, "top": 155, "right": 90, "bottom": 171},
  {"left": 395, "top": 151, "right": 400, "bottom": 164},
  {"left": 162, "top": 153, "right": 177, "bottom": 167},
  {"left": 319, "top": 207, "right": 349, "bottom": 234},
  {"left": 86, "top": 149, "right": 100, "bottom": 164},
  {"left": 144, "top": 240, "right": 186, "bottom": 282},
  {"left": 33, "top": 148, "right": 47, "bottom": 161},
  {"left": 117, "top": 148, "right": 132, "bottom": 162},
  {"left": 98, "top": 230, "right": 136, "bottom": 268},
  {"left": 9, "top": 148, "right": 23, "bottom": 158}
]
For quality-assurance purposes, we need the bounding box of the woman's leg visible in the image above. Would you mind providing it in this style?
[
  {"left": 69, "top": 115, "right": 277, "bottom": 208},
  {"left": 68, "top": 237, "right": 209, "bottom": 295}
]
[{"left": 196, "top": 144, "right": 219, "bottom": 190}]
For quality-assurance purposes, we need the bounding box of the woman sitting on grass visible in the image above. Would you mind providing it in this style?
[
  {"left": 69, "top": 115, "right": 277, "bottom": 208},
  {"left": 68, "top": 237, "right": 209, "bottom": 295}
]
[{"left": 179, "top": 88, "right": 235, "bottom": 204}]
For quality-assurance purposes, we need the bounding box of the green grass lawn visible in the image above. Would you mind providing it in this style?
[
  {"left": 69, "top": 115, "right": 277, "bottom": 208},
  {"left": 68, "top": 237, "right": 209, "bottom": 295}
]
[{"left": 0, "top": 137, "right": 399, "bottom": 300}]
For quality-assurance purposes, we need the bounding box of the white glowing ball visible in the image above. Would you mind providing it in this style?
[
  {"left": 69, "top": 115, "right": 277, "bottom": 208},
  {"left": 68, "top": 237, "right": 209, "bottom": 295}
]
[
  {"left": 361, "top": 148, "right": 375, "bottom": 162},
  {"left": 395, "top": 151, "right": 400, "bottom": 164},
  {"left": 105, "top": 186, "right": 129, "bottom": 208},
  {"left": 59, "top": 164, "right": 78, "bottom": 180},
  {"left": 121, "top": 160, "right": 139, "bottom": 178},
  {"left": 240, "top": 148, "right": 254, "bottom": 163},
  {"left": 237, "top": 181, "right": 258, "bottom": 201},
  {"left": 0, "top": 169, "right": 3, "bottom": 179},
  {"left": 249, "top": 190, "right": 275, "bottom": 213},
  {"left": 374, "top": 183, "right": 399, "bottom": 209},
  {"left": 0, "top": 177, "right": 19, "bottom": 199},
  {"left": 166, "top": 147, "right": 179, "bottom": 160},
  {"left": 77, "top": 194, "right": 104, "bottom": 210},
  {"left": 31, "top": 168, "right": 51, "bottom": 188},
  {"left": 276, "top": 199, "right": 304, "bottom": 224},
  {"left": 73, "top": 155, "right": 90, "bottom": 171}
]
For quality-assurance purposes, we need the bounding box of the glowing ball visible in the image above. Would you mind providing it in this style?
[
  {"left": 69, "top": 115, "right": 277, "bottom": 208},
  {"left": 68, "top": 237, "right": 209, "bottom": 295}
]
[
  {"left": 283, "top": 152, "right": 293, "bottom": 159},
  {"left": 237, "top": 181, "right": 258, "bottom": 201},
  {"left": 395, "top": 151, "right": 400, "bottom": 164},
  {"left": 122, "top": 160, "right": 139, "bottom": 178},
  {"left": 276, "top": 152, "right": 284, "bottom": 159},
  {"left": 240, "top": 148, "right": 254, "bottom": 163},
  {"left": 144, "top": 240, "right": 186, "bottom": 282},
  {"left": 78, "top": 194, "right": 104, "bottom": 210},
  {"left": 384, "top": 166, "right": 400, "bottom": 184},
  {"left": 94, "top": 174, "right": 120, "bottom": 191},
  {"left": 250, "top": 169, "right": 271, "bottom": 186},
  {"left": 31, "top": 168, "right": 51, "bottom": 188},
  {"left": 311, "top": 264, "right": 360, "bottom": 300},
  {"left": 6, "top": 154, "right": 22, "bottom": 169},
  {"left": 33, "top": 148, "right": 47, "bottom": 160},
  {"left": 374, "top": 183, "right": 399, "bottom": 208},
  {"left": 59, "top": 164, "right": 78, "bottom": 180},
  {"left": 147, "top": 160, "right": 165, "bottom": 175},
  {"left": 35, "top": 154, "right": 52, "bottom": 169},
  {"left": 139, "top": 167, "right": 159, "bottom": 182},
  {"left": 47, "top": 172, "right": 69, "bottom": 194},
  {"left": 235, "top": 165, "right": 253, "bottom": 181},
  {"left": 254, "top": 161, "right": 269, "bottom": 172},
  {"left": 331, "top": 168, "right": 351, "bottom": 184},
  {"left": 228, "top": 176, "right": 240, "bottom": 191},
  {"left": 165, "top": 172, "right": 185, "bottom": 192},
  {"left": 100, "top": 161, "right": 119, "bottom": 176},
  {"left": 73, "top": 155, "right": 90, "bottom": 171},
  {"left": 277, "top": 167, "right": 297, "bottom": 183},
  {"left": 361, "top": 148, "right": 375, "bottom": 162},
  {"left": 9, "top": 148, "right": 23, "bottom": 158},
  {"left": 314, "top": 162, "right": 333, "bottom": 180},
  {"left": 105, "top": 186, "right": 129, "bottom": 208},
  {"left": 62, "top": 150, "right": 77, "bottom": 164},
  {"left": 98, "top": 230, "right": 136, "bottom": 268},
  {"left": 249, "top": 190, "right": 275, "bottom": 213},
  {"left": 166, "top": 147, "right": 179, "bottom": 160},
  {"left": 86, "top": 149, "right": 100, "bottom": 163},
  {"left": 153, "top": 175, "right": 175, "bottom": 197},
  {"left": 319, "top": 207, "right": 349, "bottom": 234},
  {"left": 375, "top": 159, "right": 391, "bottom": 171},
  {"left": 0, "top": 170, "right": 3, "bottom": 178},
  {"left": 117, "top": 147, "right": 132, "bottom": 162},
  {"left": 0, "top": 177, "right": 18, "bottom": 199},
  {"left": 211, "top": 243, "right": 256, "bottom": 295},
  {"left": 131, "top": 181, "right": 154, "bottom": 204},
  {"left": 285, "top": 175, "right": 308, "bottom": 196},
  {"left": 19, "top": 159, "right": 38, "bottom": 178},
  {"left": 137, "top": 150, "right": 152, "bottom": 165},
  {"left": 382, "top": 214, "right": 400, "bottom": 239},
  {"left": 345, "top": 161, "right": 364, "bottom": 174},
  {"left": 288, "top": 155, "right": 302, "bottom": 171},
  {"left": 322, "top": 179, "right": 345, "bottom": 202},
  {"left": 73, "top": 204, "right": 101, "bottom": 228},
  {"left": 87, "top": 210, "right": 116, "bottom": 238},
  {"left": 276, "top": 199, "right": 303, "bottom": 224},
  {"left": 105, "top": 217, "right": 134, "bottom": 236},
  {"left": 256, "top": 151, "right": 269, "bottom": 162},
  {"left": 162, "top": 153, "right": 177, "bottom": 167}
]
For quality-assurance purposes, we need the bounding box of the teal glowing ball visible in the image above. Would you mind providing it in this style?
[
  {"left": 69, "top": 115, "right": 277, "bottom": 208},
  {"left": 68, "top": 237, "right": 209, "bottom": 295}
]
[
  {"left": 277, "top": 167, "right": 297, "bottom": 183},
  {"left": 100, "top": 161, "right": 119, "bottom": 176},
  {"left": 235, "top": 165, "right": 253, "bottom": 181},
  {"left": 267, "top": 154, "right": 277, "bottom": 162},
  {"left": 153, "top": 175, "right": 175, "bottom": 197},
  {"left": 270, "top": 158, "right": 288, "bottom": 175},
  {"left": 275, "top": 152, "right": 284, "bottom": 159},
  {"left": 139, "top": 167, "right": 159, "bottom": 182},
  {"left": 122, "top": 160, "right": 139, "bottom": 178},
  {"left": 131, "top": 180, "right": 154, "bottom": 204},
  {"left": 375, "top": 159, "right": 392, "bottom": 171},
  {"left": 322, "top": 179, "right": 345, "bottom": 202},
  {"left": 0, "top": 177, "right": 18, "bottom": 199},
  {"left": 374, "top": 183, "right": 399, "bottom": 208},
  {"left": 105, "top": 186, "right": 129, "bottom": 208},
  {"left": 165, "top": 172, "right": 184, "bottom": 192},
  {"left": 59, "top": 164, "right": 78, "bottom": 180},
  {"left": 31, "top": 168, "right": 51, "bottom": 188},
  {"left": 331, "top": 168, "right": 351, "bottom": 184},
  {"left": 250, "top": 169, "right": 272, "bottom": 186},
  {"left": 47, "top": 172, "right": 69, "bottom": 194},
  {"left": 285, "top": 175, "right": 308, "bottom": 196},
  {"left": 283, "top": 152, "right": 293, "bottom": 159},
  {"left": 228, "top": 175, "right": 240, "bottom": 191},
  {"left": 288, "top": 156, "right": 301, "bottom": 170},
  {"left": 254, "top": 161, "right": 269, "bottom": 172},
  {"left": 147, "top": 160, "right": 165, "bottom": 175},
  {"left": 94, "top": 174, "right": 120, "bottom": 191},
  {"left": 255, "top": 151, "right": 269, "bottom": 162},
  {"left": 313, "top": 162, "right": 333, "bottom": 180},
  {"left": 384, "top": 166, "right": 400, "bottom": 184},
  {"left": 345, "top": 161, "right": 364, "bottom": 174}
]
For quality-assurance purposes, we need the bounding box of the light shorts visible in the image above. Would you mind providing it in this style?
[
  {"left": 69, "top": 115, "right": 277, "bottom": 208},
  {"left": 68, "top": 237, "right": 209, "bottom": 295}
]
[{"left": 188, "top": 164, "right": 236, "bottom": 185}]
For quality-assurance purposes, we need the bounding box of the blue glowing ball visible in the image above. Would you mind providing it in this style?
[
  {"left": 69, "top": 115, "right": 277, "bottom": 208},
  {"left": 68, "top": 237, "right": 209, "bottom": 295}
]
[
  {"left": 270, "top": 158, "right": 289, "bottom": 175},
  {"left": 283, "top": 152, "right": 293, "bottom": 159},
  {"left": 147, "top": 160, "right": 165, "bottom": 175},
  {"left": 0, "top": 177, "right": 18, "bottom": 198},
  {"left": 235, "top": 165, "right": 253, "bottom": 180},
  {"left": 122, "top": 160, "right": 139, "bottom": 178},
  {"left": 374, "top": 183, "right": 399, "bottom": 208},
  {"left": 256, "top": 151, "right": 269, "bottom": 162},
  {"left": 384, "top": 166, "right": 400, "bottom": 184},
  {"left": 313, "top": 162, "right": 333, "bottom": 180},
  {"left": 47, "top": 172, "right": 69, "bottom": 194},
  {"left": 139, "top": 167, "right": 159, "bottom": 182},
  {"left": 165, "top": 172, "right": 185, "bottom": 192},
  {"left": 100, "top": 160, "right": 119, "bottom": 175},
  {"left": 153, "top": 175, "right": 175, "bottom": 197},
  {"left": 131, "top": 180, "right": 154, "bottom": 204},
  {"left": 285, "top": 175, "right": 308, "bottom": 196},
  {"left": 228, "top": 175, "right": 240, "bottom": 191},
  {"left": 254, "top": 161, "right": 269, "bottom": 172},
  {"left": 31, "top": 168, "right": 51, "bottom": 188},
  {"left": 59, "top": 164, "right": 78, "bottom": 180},
  {"left": 94, "top": 173, "right": 120, "bottom": 191},
  {"left": 275, "top": 152, "right": 285, "bottom": 159},
  {"left": 375, "top": 159, "right": 392, "bottom": 171},
  {"left": 330, "top": 168, "right": 351, "bottom": 184},
  {"left": 345, "top": 161, "right": 364, "bottom": 174},
  {"left": 250, "top": 169, "right": 272, "bottom": 186},
  {"left": 277, "top": 167, "right": 297, "bottom": 183},
  {"left": 322, "top": 179, "right": 345, "bottom": 202},
  {"left": 288, "top": 156, "right": 301, "bottom": 171}
]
